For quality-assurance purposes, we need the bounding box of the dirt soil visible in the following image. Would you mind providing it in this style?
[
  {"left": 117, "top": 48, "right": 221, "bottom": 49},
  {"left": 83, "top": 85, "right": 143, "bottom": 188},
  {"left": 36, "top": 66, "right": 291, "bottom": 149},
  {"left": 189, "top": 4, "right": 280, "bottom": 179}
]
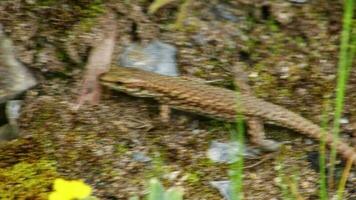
[{"left": 0, "top": 0, "right": 355, "bottom": 199}]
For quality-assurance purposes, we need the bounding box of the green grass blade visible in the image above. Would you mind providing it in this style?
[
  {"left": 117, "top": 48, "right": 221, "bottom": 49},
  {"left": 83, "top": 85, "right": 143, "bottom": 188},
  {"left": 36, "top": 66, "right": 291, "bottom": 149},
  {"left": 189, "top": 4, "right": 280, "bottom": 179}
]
[
  {"left": 329, "top": 0, "right": 354, "bottom": 190},
  {"left": 229, "top": 91, "right": 245, "bottom": 200},
  {"left": 319, "top": 101, "right": 331, "bottom": 200},
  {"left": 336, "top": 157, "right": 354, "bottom": 200}
]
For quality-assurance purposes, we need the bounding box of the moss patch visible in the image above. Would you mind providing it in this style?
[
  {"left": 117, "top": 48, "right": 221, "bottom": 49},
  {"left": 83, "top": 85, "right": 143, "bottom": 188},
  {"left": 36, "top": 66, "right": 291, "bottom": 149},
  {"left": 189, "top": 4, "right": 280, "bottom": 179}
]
[{"left": 0, "top": 159, "right": 59, "bottom": 200}]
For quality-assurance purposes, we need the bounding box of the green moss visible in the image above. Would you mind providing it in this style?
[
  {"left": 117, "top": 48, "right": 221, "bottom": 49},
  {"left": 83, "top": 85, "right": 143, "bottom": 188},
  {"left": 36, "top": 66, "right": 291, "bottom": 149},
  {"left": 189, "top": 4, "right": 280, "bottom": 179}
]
[
  {"left": 294, "top": 36, "right": 307, "bottom": 48},
  {"left": 246, "top": 37, "right": 258, "bottom": 50},
  {"left": 184, "top": 172, "right": 201, "bottom": 184},
  {"left": 267, "top": 19, "right": 280, "bottom": 32},
  {"left": 148, "top": 152, "right": 169, "bottom": 178},
  {"left": 76, "top": 17, "right": 98, "bottom": 33},
  {"left": 278, "top": 88, "right": 292, "bottom": 98},
  {"left": 114, "top": 143, "right": 129, "bottom": 156},
  {"left": 29, "top": 0, "right": 105, "bottom": 36},
  {"left": 174, "top": 0, "right": 191, "bottom": 31},
  {"left": 36, "top": 0, "right": 57, "bottom": 7},
  {"left": 81, "top": 0, "right": 105, "bottom": 17},
  {"left": 196, "top": 157, "right": 215, "bottom": 168},
  {"left": 77, "top": 0, "right": 105, "bottom": 32},
  {"left": 0, "top": 159, "right": 59, "bottom": 200},
  {"left": 267, "top": 34, "right": 285, "bottom": 55},
  {"left": 192, "top": 68, "right": 205, "bottom": 78},
  {"left": 252, "top": 67, "right": 278, "bottom": 98}
]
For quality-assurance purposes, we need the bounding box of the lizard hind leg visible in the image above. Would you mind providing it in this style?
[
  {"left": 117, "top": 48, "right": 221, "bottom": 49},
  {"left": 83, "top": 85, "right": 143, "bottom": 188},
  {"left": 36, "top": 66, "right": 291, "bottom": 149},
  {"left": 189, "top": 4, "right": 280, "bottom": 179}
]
[
  {"left": 247, "top": 117, "right": 281, "bottom": 152},
  {"left": 232, "top": 64, "right": 281, "bottom": 152}
]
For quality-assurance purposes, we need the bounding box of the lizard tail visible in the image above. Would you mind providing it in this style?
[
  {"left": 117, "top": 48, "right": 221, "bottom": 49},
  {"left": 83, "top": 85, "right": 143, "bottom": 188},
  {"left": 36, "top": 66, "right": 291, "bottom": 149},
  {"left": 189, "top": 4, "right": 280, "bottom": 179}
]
[
  {"left": 244, "top": 95, "right": 356, "bottom": 165},
  {"left": 311, "top": 127, "right": 356, "bottom": 166},
  {"left": 283, "top": 114, "right": 356, "bottom": 166}
]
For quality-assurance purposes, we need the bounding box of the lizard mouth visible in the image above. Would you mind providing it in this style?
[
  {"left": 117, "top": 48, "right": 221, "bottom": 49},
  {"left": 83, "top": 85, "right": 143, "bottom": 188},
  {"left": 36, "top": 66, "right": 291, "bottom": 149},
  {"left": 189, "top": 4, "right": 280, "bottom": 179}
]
[
  {"left": 101, "top": 81, "right": 139, "bottom": 93},
  {"left": 100, "top": 81, "right": 159, "bottom": 98}
]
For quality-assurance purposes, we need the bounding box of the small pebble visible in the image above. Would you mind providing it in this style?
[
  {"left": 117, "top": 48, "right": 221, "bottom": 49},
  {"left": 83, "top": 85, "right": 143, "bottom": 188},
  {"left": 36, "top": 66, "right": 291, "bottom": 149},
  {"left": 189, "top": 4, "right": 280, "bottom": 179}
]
[
  {"left": 212, "top": 4, "right": 240, "bottom": 22},
  {"left": 191, "top": 129, "right": 202, "bottom": 134},
  {"left": 339, "top": 117, "right": 349, "bottom": 124},
  {"left": 248, "top": 72, "right": 259, "bottom": 78},
  {"left": 164, "top": 171, "right": 181, "bottom": 181},
  {"left": 304, "top": 139, "right": 314, "bottom": 145},
  {"left": 6, "top": 100, "right": 22, "bottom": 123},
  {"left": 132, "top": 151, "right": 151, "bottom": 162}
]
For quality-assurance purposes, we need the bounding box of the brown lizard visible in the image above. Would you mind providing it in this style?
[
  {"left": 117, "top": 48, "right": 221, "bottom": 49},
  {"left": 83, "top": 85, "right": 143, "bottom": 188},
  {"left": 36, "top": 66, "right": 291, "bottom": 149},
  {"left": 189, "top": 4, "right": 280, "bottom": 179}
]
[{"left": 100, "top": 66, "right": 356, "bottom": 165}]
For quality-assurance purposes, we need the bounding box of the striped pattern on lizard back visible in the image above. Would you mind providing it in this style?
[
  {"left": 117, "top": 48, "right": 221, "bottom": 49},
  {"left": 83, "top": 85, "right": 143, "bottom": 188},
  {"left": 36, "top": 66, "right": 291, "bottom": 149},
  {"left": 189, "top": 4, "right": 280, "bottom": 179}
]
[{"left": 100, "top": 66, "right": 356, "bottom": 164}]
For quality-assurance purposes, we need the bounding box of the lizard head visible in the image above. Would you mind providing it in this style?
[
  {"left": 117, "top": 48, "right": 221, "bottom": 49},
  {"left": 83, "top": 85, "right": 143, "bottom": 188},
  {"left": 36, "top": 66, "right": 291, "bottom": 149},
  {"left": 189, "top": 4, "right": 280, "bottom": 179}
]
[
  {"left": 100, "top": 66, "right": 144, "bottom": 83},
  {"left": 99, "top": 66, "right": 161, "bottom": 98}
]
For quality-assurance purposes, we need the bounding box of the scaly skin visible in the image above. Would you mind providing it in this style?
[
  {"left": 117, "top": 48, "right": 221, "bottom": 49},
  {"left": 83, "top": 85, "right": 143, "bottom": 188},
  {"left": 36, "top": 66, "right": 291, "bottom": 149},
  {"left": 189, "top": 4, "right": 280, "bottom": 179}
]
[{"left": 100, "top": 66, "right": 356, "bottom": 165}]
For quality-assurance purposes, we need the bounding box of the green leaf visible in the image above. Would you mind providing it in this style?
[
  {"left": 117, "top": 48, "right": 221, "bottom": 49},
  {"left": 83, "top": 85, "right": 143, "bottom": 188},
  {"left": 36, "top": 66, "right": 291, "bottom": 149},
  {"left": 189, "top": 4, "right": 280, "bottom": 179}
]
[
  {"left": 148, "top": 178, "right": 164, "bottom": 200},
  {"left": 129, "top": 196, "right": 140, "bottom": 200},
  {"left": 164, "top": 187, "right": 184, "bottom": 200}
]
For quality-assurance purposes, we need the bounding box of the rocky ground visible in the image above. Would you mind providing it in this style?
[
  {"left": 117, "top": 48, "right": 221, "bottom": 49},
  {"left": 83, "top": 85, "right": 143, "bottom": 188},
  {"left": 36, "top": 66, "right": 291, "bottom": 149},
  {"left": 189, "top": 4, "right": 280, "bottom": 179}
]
[{"left": 0, "top": 0, "right": 355, "bottom": 199}]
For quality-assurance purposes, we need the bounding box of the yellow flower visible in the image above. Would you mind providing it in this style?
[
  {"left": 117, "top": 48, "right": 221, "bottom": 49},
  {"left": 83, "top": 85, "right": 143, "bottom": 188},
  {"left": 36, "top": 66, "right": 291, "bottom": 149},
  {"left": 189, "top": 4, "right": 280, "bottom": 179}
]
[{"left": 49, "top": 178, "right": 92, "bottom": 200}]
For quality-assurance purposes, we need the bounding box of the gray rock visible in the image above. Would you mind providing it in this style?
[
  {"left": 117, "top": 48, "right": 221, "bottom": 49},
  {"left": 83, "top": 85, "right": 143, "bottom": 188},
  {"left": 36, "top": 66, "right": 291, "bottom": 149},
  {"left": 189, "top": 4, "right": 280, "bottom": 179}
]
[
  {"left": 0, "top": 24, "right": 37, "bottom": 104},
  {"left": 0, "top": 24, "right": 36, "bottom": 141},
  {"left": 210, "top": 180, "right": 234, "bottom": 200},
  {"left": 211, "top": 4, "right": 240, "bottom": 22},
  {"left": 0, "top": 123, "right": 19, "bottom": 141},
  {"left": 207, "top": 141, "right": 259, "bottom": 164},
  {"left": 0, "top": 100, "right": 22, "bottom": 141},
  {"left": 6, "top": 100, "right": 22, "bottom": 124},
  {"left": 119, "top": 40, "right": 179, "bottom": 76}
]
